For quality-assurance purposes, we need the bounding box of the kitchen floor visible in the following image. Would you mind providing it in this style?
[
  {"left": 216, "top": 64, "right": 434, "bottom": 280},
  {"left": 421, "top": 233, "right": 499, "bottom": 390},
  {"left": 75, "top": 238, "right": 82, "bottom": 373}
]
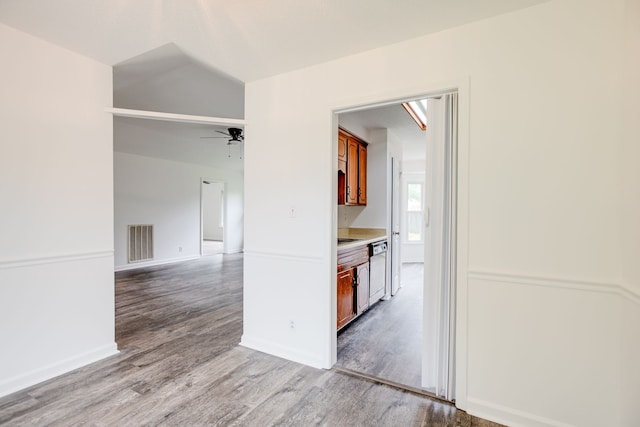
[{"left": 337, "top": 262, "right": 425, "bottom": 392}]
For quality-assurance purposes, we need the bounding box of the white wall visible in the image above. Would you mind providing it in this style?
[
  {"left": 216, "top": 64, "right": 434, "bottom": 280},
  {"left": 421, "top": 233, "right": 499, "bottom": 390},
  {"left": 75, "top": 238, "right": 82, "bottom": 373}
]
[
  {"left": 203, "top": 181, "right": 224, "bottom": 241},
  {"left": 620, "top": 2, "right": 640, "bottom": 425},
  {"left": 620, "top": 296, "right": 640, "bottom": 426},
  {"left": 621, "top": 0, "right": 640, "bottom": 295},
  {"left": 336, "top": 117, "right": 368, "bottom": 145},
  {"left": 0, "top": 23, "right": 117, "bottom": 397},
  {"left": 114, "top": 59, "right": 244, "bottom": 119},
  {"left": 243, "top": 0, "right": 640, "bottom": 425},
  {"left": 114, "top": 152, "right": 243, "bottom": 270}
]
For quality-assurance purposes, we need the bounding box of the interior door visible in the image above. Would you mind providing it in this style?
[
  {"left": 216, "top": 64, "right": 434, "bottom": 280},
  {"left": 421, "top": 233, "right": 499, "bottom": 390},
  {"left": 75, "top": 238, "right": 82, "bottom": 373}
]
[
  {"left": 390, "top": 157, "right": 401, "bottom": 295},
  {"left": 422, "top": 92, "right": 458, "bottom": 401}
]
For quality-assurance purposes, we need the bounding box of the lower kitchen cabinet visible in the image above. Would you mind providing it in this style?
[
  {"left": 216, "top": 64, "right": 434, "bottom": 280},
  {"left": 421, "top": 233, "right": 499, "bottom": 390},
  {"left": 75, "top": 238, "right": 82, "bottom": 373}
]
[
  {"left": 337, "top": 243, "right": 370, "bottom": 331},
  {"left": 337, "top": 269, "right": 355, "bottom": 329},
  {"left": 355, "top": 262, "right": 369, "bottom": 316}
]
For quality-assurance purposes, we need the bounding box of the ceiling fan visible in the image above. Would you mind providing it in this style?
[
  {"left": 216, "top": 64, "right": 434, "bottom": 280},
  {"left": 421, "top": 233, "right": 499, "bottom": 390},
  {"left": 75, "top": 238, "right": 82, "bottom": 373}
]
[
  {"left": 200, "top": 127, "right": 244, "bottom": 159},
  {"left": 200, "top": 127, "right": 244, "bottom": 144}
]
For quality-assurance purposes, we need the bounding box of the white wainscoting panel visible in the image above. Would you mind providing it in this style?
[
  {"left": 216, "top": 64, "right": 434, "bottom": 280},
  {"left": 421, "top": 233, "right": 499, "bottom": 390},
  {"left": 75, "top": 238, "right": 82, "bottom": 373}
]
[
  {"left": 465, "top": 270, "right": 624, "bottom": 427},
  {"left": 241, "top": 251, "right": 331, "bottom": 369},
  {"left": 0, "top": 251, "right": 118, "bottom": 398}
]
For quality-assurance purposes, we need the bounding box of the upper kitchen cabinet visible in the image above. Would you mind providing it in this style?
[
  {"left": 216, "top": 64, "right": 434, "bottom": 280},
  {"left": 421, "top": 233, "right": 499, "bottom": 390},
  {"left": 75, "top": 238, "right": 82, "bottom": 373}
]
[
  {"left": 338, "top": 128, "right": 367, "bottom": 205},
  {"left": 338, "top": 132, "right": 347, "bottom": 170}
]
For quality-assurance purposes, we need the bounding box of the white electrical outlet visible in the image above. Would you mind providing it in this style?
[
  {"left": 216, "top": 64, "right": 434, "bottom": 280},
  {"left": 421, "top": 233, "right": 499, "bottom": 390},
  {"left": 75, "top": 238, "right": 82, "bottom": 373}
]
[
  {"left": 290, "top": 320, "right": 295, "bottom": 329},
  {"left": 289, "top": 206, "right": 296, "bottom": 218},
  {"left": 178, "top": 246, "right": 183, "bottom": 252}
]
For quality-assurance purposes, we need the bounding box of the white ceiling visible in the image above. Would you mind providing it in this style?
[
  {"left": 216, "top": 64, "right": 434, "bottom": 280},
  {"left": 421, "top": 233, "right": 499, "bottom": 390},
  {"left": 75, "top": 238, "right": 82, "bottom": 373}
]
[
  {"left": 113, "top": 44, "right": 245, "bottom": 118},
  {"left": 1, "top": 0, "right": 548, "bottom": 166},
  {"left": 114, "top": 117, "right": 244, "bottom": 170},
  {"left": 340, "top": 103, "right": 427, "bottom": 160},
  {"left": 0, "top": 0, "right": 549, "bottom": 83}
]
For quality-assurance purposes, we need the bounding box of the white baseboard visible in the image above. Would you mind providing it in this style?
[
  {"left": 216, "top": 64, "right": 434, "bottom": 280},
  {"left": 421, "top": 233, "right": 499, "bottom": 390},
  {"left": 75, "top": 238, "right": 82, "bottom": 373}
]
[
  {"left": 240, "top": 334, "right": 328, "bottom": 370},
  {"left": 467, "top": 397, "right": 574, "bottom": 427},
  {"left": 224, "top": 248, "right": 244, "bottom": 255},
  {"left": 0, "top": 342, "right": 119, "bottom": 398},
  {"left": 114, "top": 255, "right": 200, "bottom": 272}
]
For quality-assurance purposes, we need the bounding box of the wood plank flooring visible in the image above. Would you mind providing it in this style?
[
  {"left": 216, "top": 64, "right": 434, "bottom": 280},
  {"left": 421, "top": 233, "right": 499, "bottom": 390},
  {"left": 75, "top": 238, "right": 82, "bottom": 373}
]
[
  {"left": 337, "top": 263, "right": 425, "bottom": 391},
  {"left": 0, "top": 255, "right": 500, "bottom": 426}
]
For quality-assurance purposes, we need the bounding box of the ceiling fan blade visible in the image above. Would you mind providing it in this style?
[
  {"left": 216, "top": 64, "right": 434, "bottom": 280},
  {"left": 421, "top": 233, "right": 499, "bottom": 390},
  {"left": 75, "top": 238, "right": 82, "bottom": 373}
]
[
  {"left": 215, "top": 130, "right": 231, "bottom": 136},
  {"left": 200, "top": 136, "right": 230, "bottom": 139}
]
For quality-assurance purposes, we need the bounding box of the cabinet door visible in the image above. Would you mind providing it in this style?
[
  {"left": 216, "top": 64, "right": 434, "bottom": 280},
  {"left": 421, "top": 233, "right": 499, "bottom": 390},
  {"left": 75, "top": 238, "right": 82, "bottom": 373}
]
[
  {"left": 346, "top": 139, "right": 359, "bottom": 205},
  {"left": 337, "top": 269, "right": 355, "bottom": 329},
  {"left": 338, "top": 132, "right": 348, "bottom": 163},
  {"left": 355, "top": 262, "right": 370, "bottom": 315},
  {"left": 358, "top": 143, "right": 367, "bottom": 205}
]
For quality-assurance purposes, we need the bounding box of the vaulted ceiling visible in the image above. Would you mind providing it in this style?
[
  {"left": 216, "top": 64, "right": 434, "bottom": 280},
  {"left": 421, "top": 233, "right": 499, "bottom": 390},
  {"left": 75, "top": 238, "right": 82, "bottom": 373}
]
[
  {"left": 1, "top": 0, "right": 549, "bottom": 165},
  {"left": 0, "top": 0, "right": 549, "bottom": 83}
]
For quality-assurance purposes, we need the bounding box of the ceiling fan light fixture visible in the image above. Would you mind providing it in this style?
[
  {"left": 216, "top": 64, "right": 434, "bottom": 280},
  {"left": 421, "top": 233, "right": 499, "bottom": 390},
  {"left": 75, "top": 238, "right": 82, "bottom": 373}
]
[
  {"left": 200, "top": 127, "right": 244, "bottom": 143},
  {"left": 227, "top": 127, "right": 244, "bottom": 141}
]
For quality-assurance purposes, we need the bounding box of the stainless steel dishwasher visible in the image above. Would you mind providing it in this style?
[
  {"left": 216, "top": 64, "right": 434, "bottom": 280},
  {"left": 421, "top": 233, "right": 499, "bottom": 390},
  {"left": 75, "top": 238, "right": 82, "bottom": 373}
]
[{"left": 368, "top": 240, "right": 388, "bottom": 306}]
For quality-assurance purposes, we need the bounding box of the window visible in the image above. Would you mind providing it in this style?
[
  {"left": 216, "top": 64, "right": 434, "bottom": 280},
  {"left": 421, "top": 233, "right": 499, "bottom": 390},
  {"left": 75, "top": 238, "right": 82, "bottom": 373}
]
[
  {"left": 402, "top": 99, "right": 428, "bottom": 130},
  {"left": 406, "top": 182, "right": 423, "bottom": 242}
]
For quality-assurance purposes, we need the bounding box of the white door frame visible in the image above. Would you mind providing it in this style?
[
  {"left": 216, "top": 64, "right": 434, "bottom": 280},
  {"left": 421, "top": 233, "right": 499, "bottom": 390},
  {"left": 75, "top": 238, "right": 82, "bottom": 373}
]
[
  {"left": 200, "top": 178, "right": 227, "bottom": 255},
  {"left": 330, "top": 78, "right": 469, "bottom": 408}
]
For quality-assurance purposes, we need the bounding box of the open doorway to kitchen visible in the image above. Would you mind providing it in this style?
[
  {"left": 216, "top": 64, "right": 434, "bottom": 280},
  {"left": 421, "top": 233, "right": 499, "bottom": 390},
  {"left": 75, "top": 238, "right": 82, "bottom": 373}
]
[
  {"left": 333, "top": 91, "right": 458, "bottom": 401},
  {"left": 201, "top": 179, "right": 225, "bottom": 256}
]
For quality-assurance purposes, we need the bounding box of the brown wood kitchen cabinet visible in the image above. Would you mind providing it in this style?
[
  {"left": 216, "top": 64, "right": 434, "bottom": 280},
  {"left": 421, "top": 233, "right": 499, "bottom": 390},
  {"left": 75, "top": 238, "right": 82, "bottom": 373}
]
[
  {"left": 337, "top": 128, "right": 367, "bottom": 206},
  {"left": 337, "top": 269, "right": 355, "bottom": 329},
  {"left": 337, "top": 131, "right": 347, "bottom": 204},
  {"left": 337, "top": 243, "right": 370, "bottom": 330},
  {"left": 338, "top": 131, "right": 347, "bottom": 167},
  {"left": 357, "top": 141, "right": 367, "bottom": 205}
]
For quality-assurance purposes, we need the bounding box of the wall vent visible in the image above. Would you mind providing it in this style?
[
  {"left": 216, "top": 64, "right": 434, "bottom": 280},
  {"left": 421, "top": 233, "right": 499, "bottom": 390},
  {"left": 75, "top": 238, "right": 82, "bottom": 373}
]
[{"left": 128, "top": 224, "right": 154, "bottom": 263}]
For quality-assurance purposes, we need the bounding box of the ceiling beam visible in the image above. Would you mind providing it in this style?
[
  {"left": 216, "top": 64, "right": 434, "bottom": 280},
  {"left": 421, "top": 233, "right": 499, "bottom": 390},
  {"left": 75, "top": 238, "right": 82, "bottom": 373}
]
[{"left": 106, "top": 107, "right": 246, "bottom": 127}]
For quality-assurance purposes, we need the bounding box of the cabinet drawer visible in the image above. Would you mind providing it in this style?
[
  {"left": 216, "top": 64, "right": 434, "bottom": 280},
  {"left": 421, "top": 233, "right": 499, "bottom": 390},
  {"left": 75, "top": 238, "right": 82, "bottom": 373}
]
[{"left": 337, "top": 245, "right": 368, "bottom": 272}]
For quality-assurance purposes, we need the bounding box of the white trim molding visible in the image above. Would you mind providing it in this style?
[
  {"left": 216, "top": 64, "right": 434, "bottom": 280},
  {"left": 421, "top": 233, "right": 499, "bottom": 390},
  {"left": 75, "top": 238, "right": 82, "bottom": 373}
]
[
  {"left": 0, "top": 343, "right": 119, "bottom": 399},
  {"left": 468, "top": 270, "right": 640, "bottom": 305},
  {"left": 244, "top": 250, "right": 326, "bottom": 264},
  {"left": 467, "top": 397, "right": 574, "bottom": 427},
  {"left": 114, "top": 255, "right": 200, "bottom": 272},
  {"left": 106, "top": 107, "right": 246, "bottom": 127},
  {"left": 0, "top": 250, "right": 113, "bottom": 270},
  {"left": 240, "top": 335, "right": 325, "bottom": 370}
]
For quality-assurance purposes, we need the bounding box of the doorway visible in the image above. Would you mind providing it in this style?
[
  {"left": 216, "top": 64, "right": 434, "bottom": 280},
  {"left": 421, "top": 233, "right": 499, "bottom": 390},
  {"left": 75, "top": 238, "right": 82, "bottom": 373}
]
[
  {"left": 334, "top": 91, "right": 458, "bottom": 401},
  {"left": 201, "top": 179, "right": 225, "bottom": 256}
]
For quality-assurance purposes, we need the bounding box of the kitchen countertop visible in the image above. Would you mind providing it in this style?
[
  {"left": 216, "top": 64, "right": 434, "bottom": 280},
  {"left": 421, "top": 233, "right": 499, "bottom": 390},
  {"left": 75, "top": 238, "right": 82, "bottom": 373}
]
[{"left": 337, "top": 228, "right": 387, "bottom": 250}]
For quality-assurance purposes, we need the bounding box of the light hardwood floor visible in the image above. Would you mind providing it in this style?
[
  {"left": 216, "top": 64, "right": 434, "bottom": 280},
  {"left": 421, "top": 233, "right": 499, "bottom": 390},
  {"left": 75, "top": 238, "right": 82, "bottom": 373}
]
[
  {"left": 0, "top": 255, "right": 499, "bottom": 426},
  {"left": 202, "top": 240, "right": 224, "bottom": 256},
  {"left": 337, "top": 263, "right": 425, "bottom": 391}
]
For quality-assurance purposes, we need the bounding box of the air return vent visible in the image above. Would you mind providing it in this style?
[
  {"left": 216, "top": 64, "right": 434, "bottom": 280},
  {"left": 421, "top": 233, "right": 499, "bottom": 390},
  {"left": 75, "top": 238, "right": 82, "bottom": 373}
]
[{"left": 128, "top": 224, "right": 154, "bottom": 263}]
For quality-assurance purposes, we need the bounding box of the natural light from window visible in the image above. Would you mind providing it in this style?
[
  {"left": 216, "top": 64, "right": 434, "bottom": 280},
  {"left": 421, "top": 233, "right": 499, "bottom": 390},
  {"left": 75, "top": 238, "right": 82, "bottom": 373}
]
[
  {"left": 407, "top": 182, "right": 423, "bottom": 242},
  {"left": 402, "top": 99, "right": 428, "bottom": 130}
]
